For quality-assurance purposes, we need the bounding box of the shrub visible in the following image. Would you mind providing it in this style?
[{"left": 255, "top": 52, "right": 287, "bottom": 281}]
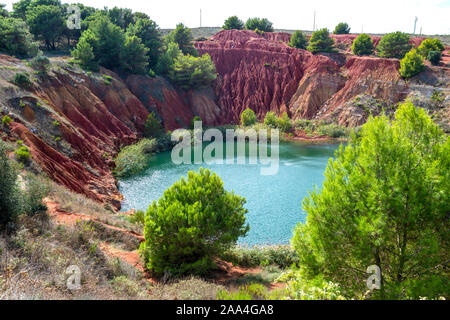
[
  {"left": 143, "top": 112, "right": 164, "bottom": 138},
  {"left": 223, "top": 16, "right": 244, "bottom": 30},
  {"left": 333, "top": 22, "right": 350, "bottom": 35},
  {"left": 141, "top": 168, "right": 249, "bottom": 276},
  {"left": 0, "top": 16, "right": 39, "bottom": 57},
  {"left": 120, "top": 35, "right": 149, "bottom": 74},
  {"left": 220, "top": 245, "right": 299, "bottom": 269},
  {"left": 240, "top": 108, "right": 257, "bottom": 126},
  {"left": 21, "top": 173, "right": 49, "bottom": 216},
  {"left": 2, "top": 115, "right": 12, "bottom": 127},
  {"left": 127, "top": 209, "right": 145, "bottom": 225},
  {"left": 417, "top": 38, "right": 445, "bottom": 58},
  {"left": 30, "top": 55, "right": 50, "bottom": 73},
  {"left": 399, "top": 49, "right": 424, "bottom": 79},
  {"left": 245, "top": 18, "right": 273, "bottom": 32},
  {"left": 276, "top": 112, "right": 292, "bottom": 132},
  {"left": 288, "top": 31, "right": 308, "bottom": 49},
  {"left": 292, "top": 102, "right": 450, "bottom": 298},
  {"left": 307, "top": 28, "right": 336, "bottom": 53},
  {"left": 13, "top": 72, "right": 32, "bottom": 87},
  {"left": 14, "top": 145, "right": 31, "bottom": 164},
  {"left": 427, "top": 51, "right": 441, "bottom": 65},
  {"left": 352, "top": 34, "right": 374, "bottom": 56},
  {"left": 114, "top": 138, "right": 156, "bottom": 178},
  {"left": 376, "top": 31, "right": 412, "bottom": 59},
  {"left": 190, "top": 115, "right": 202, "bottom": 129},
  {"left": 263, "top": 111, "right": 278, "bottom": 128},
  {"left": 317, "top": 123, "right": 348, "bottom": 138},
  {"left": 71, "top": 35, "right": 97, "bottom": 71},
  {"left": 0, "top": 140, "right": 21, "bottom": 225},
  {"left": 217, "top": 283, "right": 267, "bottom": 300}
]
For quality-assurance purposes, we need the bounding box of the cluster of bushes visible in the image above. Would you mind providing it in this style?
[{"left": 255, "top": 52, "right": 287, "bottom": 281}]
[
  {"left": 0, "top": 140, "right": 49, "bottom": 226},
  {"left": 240, "top": 108, "right": 257, "bottom": 126},
  {"left": 0, "top": 15, "right": 39, "bottom": 57},
  {"left": 13, "top": 72, "right": 32, "bottom": 87}
]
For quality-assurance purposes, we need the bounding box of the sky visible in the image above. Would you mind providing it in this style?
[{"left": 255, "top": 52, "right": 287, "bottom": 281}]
[{"left": 2, "top": 0, "right": 450, "bottom": 35}]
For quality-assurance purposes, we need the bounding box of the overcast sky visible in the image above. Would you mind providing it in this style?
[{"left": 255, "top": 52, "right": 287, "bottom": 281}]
[{"left": 2, "top": 0, "right": 450, "bottom": 35}]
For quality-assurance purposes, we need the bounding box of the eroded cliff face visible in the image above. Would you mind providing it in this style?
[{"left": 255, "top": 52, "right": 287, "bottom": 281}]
[
  {"left": 0, "top": 56, "right": 222, "bottom": 209},
  {"left": 196, "top": 30, "right": 448, "bottom": 127}
]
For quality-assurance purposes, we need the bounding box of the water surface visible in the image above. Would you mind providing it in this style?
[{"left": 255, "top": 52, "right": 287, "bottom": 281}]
[{"left": 119, "top": 141, "right": 341, "bottom": 245}]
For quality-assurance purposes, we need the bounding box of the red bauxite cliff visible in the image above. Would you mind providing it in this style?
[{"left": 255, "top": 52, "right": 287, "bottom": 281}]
[{"left": 196, "top": 30, "right": 441, "bottom": 126}]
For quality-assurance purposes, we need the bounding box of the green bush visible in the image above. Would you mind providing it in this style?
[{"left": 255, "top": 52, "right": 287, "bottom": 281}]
[
  {"left": 22, "top": 173, "right": 49, "bottom": 216},
  {"left": 245, "top": 18, "right": 273, "bottom": 32},
  {"left": 376, "top": 31, "right": 412, "bottom": 59},
  {"left": 220, "top": 245, "right": 299, "bottom": 269},
  {"left": 263, "top": 111, "right": 278, "bottom": 128},
  {"left": 417, "top": 38, "right": 445, "bottom": 58},
  {"left": 71, "top": 35, "right": 97, "bottom": 71},
  {"left": 307, "top": 28, "right": 336, "bottom": 53},
  {"left": 217, "top": 283, "right": 267, "bottom": 300},
  {"left": 190, "top": 115, "right": 202, "bottom": 129},
  {"left": 167, "top": 23, "right": 198, "bottom": 56},
  {"left": 0, "top": 140, "right": 21, "bottom": 225},
  {"left": 240, "top": 108, "right": 257, "bottom": 126},
  {"left": 352, "top": 34, "right": 374, "bottom": 56},
  {"left": 223, "top": 16, "right": 244, "bottom": 30},
  {"left": 127, "top": 209, "right": 145, "bottom": 225},
  {"left": 2, "top": 115, "right": 12, "bottom": 127},
  {"left": 317, "top": 123, "right": 348, "bottom": 138},
  {"left": 114, "top": 138, "right": 156, "bottom": 178},
  {"left": 333, "top": 22, "right": 350, "bottom": 35},
  {"left": 292, "top": 102, "right": 450, "bottom": 298},
  {"left": 30, "top": 55, "right": 50, "bottom": 73},
  {"left": 288, "top": 31, "right": 308, "bottom": 49},
  {"left": 141, "top": 168, "right": 249, "bottom": 276},
  {"left": 276, "top": 112, "right": 292, "bottom": 132},
  {"left": 399, "top": 49, "right": 424, "bottom": 79},
  {"left": 13, "top": 72, "right": 32, "bottom": 87},
  {"left": 427, "top": 50, "right": 441, "bottom": 65},
  {"left": 144, "top": 112, "right": 163, "bottom": 138},
  {"left": 14, "top": 145, "right": 31, "bottom": 164}
]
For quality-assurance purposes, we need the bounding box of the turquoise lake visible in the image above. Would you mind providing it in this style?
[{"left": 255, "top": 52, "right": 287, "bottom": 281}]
[{"left": 119, "top": 141, "right": 341, "bottom": 245}]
